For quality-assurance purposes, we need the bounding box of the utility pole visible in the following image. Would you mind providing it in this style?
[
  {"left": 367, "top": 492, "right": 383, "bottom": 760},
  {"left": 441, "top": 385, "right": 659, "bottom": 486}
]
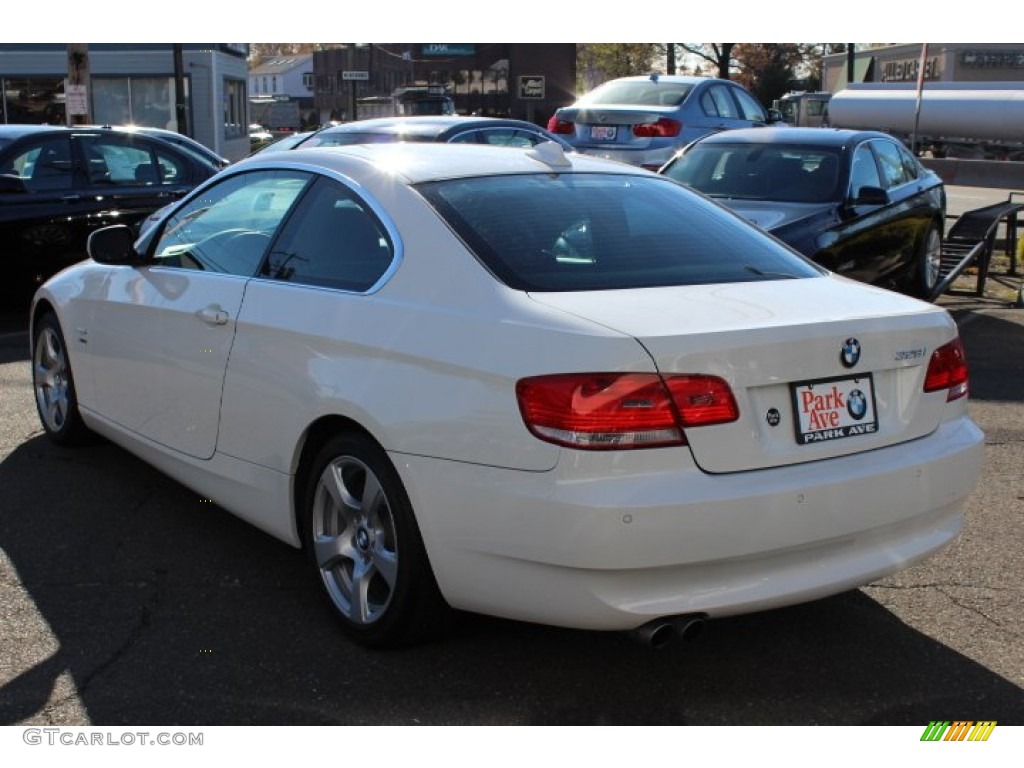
[
  {"left": 173, "top": 43, "right": 189, "bottom": 136},
  {"left": 66, "top": 44, "right": 91, "bottom": 125},
  {"left": 666, "top": 44, "right": 676, "bottom": 75},
  {"left": 346, "top": 44, "right": 357, "bottom": 122}
]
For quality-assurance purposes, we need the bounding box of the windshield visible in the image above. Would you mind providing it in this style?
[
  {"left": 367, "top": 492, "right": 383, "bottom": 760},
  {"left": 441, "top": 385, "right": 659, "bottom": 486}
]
[
  {"left": 580, "top": 80, "right": 693, "bottom": 107},
  {"left": 664, "top": 144, "right": 842, "bottom": 203},
  {"left": 416, "top": 173, "right": 822, "bottom": 292}
]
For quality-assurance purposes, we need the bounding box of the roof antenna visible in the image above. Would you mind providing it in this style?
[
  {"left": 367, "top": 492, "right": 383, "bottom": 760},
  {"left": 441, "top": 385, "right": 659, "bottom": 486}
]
[{"left": 525, "top": 140, "right": 572, "bottom": 168}]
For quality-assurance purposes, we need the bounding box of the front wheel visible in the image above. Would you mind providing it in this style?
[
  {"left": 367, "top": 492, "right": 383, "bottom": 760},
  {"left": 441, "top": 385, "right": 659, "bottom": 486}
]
[
  {"left": 911, "top": 223, "right": 943, "bottom": 300},
  {"left": 32, "top": 312, "right": 92, "bottom": 445},
  {"left": 301, "top": 433, "right": 448, "bottom": 648}
]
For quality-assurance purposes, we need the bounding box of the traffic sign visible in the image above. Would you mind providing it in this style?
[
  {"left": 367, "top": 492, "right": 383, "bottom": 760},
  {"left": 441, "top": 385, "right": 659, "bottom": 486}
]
[{"left": 342, "top": 71, "right": 369, "bottom": 81}]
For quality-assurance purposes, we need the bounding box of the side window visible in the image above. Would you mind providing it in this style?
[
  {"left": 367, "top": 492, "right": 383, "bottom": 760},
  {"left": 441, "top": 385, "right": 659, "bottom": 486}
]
[
  {"left": 872, "top": 140, "right": 911, "bottom": 189},
  {"left": 446, "top": 130, "right": 479, "bottom": 144},
  {"left": 849, "top": 145, "right": 882, "bottom": 199},
  {"left": 477, "top": 129, "right": 545, "bottom": 148},
  {"left": 731, "top": 87, "right": 767, "bottom": 122},
  {"left": 154, "top": 148, "right": 188, "bottom": 185},
  {"left": 262, "top": 177, "right": 394, "bottom": 292},
  {"left": 80, "top": 136, "right": 154, "bottom": 186},
  {"left": 896, "top": 142, "right": 921, "bottom": 181},
  {"left": 152, "top": 170, "right": 310, "bottom": 275},
  {"left": 702, "top": 85, "right": 738, "bottom": 118},
  {"left": 7, "top": 136, "right": 74, "bottom": 192}
]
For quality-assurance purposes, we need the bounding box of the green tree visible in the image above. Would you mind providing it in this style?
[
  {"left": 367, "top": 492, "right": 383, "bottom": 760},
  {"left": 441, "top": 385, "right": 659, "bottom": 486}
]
[
  {"left": 577, "top": 44, "right": 660, "bottom": 90},
  {"left": 733, "top": 44, "right": 804, "bottom": 105}
]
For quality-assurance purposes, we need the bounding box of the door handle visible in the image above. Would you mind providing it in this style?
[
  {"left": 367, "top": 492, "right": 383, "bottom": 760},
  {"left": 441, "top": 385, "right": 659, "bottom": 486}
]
[{"left": 195, "top": 305, "right": 229, "bottom": 325}]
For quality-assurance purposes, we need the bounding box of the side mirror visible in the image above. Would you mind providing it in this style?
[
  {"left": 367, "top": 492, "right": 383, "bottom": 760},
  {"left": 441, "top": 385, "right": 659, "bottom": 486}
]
[
  {"left": 767, "top": 108, "right": 785, "bottom": 125},
  {"left": 88, "top": 225, "right": 143, "bottom": 265},
  {"left": 852, "top": 185, "right": 889, "bottom": 206},
  {"left": 0, "top": 174, "right": 27, "bottom": 194}
]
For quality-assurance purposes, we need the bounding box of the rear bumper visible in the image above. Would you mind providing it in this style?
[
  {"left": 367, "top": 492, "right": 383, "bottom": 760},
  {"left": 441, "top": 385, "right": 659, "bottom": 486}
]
[
  {"left": 394, "top": 414, "right": 984, "bottom": 631},
  {"left": 575, "top": 145, "right": 679, "bottom": 169}
]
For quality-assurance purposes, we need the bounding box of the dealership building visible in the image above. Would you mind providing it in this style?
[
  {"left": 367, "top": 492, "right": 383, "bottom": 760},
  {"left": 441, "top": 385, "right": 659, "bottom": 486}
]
[
  {"left": 823, "top": 43, "right": 1024, "bottom": 90},
  {"left": 312, "top": 44, "right": 576, "bottom": 127},
  {"left": 0, "top": 43, "right": 251, "bottom": 161}
]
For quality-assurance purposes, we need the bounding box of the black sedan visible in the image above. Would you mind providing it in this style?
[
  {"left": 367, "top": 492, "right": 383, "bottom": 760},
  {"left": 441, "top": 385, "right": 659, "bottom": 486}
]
[
  {"left": 0, "top": 124, "right": 221, "bottom": 306},
  {"left": 660, "top": 128, "right": 946, "bottom": 298},
  {"left": 255, "top": 115, "right": 574, "bottom": 153}
]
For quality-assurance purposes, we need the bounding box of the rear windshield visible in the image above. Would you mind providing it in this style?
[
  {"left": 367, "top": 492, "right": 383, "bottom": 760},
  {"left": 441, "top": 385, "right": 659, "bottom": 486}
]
[
  {"left": 664, "top": 144, "right": 843, "bottom": 203},
  {"left": 580, "top": 80, "right": 693, "bottom": 107},
  {"left": 416, "top": 173, "right": 822, "bottom": 292},
  {"left": 306, "top": 132, "right": 433, "bottom": 148}
]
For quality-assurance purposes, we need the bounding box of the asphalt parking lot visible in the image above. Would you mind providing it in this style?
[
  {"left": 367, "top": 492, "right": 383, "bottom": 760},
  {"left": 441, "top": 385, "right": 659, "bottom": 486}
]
[{"left": 1, "top": 187, "right": 1022, "bottom": 726}]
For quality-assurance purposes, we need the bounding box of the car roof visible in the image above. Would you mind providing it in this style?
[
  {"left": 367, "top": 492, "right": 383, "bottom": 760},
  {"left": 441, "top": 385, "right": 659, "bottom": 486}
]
[
  {"left": 317, "top": 116, "right": 552, "bottom": 139},
  {"left": 0, "top": 124, "right": 75, "bottom": 140},
  {"left": 237, "top": 141, "right": 644, "bottom": 185},
  {"left": 601, "top": 75, "right": 718, "bottom": 85},
  {"left": 691, "top": 127, "right": 896, "bottom": 147}
]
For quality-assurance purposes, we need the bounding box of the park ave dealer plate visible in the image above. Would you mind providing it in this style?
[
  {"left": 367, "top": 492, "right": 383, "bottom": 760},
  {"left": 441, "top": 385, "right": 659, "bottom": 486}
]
[{"left": 791, "top": 374, "right": 878, "bottom": 445}]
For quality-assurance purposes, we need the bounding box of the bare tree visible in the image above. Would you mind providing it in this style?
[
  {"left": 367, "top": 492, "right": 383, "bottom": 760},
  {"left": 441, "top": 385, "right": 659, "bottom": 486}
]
[{"left": 677, "top": 44, "right": 736, "bottom": 79}]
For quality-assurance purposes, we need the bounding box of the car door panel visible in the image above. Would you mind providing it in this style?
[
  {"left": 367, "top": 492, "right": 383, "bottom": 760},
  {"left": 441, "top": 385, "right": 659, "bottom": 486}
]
[{"left": 87, "top": 268, "right": 248, "bottom": 459}]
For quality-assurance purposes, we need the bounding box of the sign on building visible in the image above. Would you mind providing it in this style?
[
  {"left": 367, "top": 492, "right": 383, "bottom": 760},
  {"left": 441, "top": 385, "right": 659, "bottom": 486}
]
[
  {"left": 342, "top": 71, "right": 370, "bottom": 81},
  {"left": 518, "top": 75, "right": 545, "bottom": 100}
]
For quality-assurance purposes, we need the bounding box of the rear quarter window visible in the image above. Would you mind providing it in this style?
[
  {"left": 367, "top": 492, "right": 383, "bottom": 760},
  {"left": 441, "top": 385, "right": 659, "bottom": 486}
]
[{"left": 416, "top": 173, "right": 822, "bottom": 291}]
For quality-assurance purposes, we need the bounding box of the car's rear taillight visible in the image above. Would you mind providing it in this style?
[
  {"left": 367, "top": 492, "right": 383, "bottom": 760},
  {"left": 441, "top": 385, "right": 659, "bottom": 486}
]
[
  {"left": 516, "top": 373, "right": 738, "bottom": 450},
  {"left": 632, "top": 118, "right": 682, "bottom": 138},
  {"left": 923, "top": 338, "right": 969, "bottom": 401},
  {"left": 547, "top": 116, "right": 575, "bottom": 135}
]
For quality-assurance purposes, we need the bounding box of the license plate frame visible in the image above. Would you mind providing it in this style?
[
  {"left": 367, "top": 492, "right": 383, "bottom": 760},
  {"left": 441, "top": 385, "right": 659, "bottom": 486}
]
[{"left": 790, "top": 374, "right": 878, "bottom": 445}]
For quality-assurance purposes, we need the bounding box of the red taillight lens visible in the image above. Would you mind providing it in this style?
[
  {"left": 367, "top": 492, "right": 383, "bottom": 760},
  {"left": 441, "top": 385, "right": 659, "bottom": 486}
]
[
  {"left": 516, "top": 373, "right": 738, "bottom": 450},
  {"left": 632, "top": 117, "right": 682, "bottom": 138},
  {"left": 547, "top": 116, "right": 575, "bottom": 135},
  {"left": 923, "top": 338, "right": 969, "bottom": 401}
]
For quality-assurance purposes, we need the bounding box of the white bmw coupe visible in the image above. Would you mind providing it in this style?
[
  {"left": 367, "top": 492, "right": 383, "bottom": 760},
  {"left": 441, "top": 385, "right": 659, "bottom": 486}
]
[{"left": 30, "top": 141, "right": 984, "bottom": 648}]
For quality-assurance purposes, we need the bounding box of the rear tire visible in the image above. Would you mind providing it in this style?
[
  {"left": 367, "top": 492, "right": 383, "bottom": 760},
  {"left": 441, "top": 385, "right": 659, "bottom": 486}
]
[
  {"left": 32, "top": 312, "right": 93, "bottom": 445},
  {"left": 301, "top": 433, "right": 449, "bottom": 648}
]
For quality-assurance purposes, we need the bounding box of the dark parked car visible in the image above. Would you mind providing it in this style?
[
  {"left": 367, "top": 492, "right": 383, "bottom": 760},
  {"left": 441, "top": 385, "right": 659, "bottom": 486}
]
[
  {"left": 660, "top": 128, "right": 946, "bottom": 298},
  {"left": 547, "top": 74, "right": 782, "bottom": 170},
  {"left": 89, "top": 125, "right": 231, "bottom": 169},
  {"left": 0, "top": 124, "right": 221, "bottom": 305},
  {"left": 255, "top": 115, "right": 575, "bottom": 152}
]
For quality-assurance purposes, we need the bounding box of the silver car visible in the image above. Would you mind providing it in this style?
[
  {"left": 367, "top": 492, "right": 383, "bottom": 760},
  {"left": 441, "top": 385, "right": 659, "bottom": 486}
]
[{"left": 548, "top": 74, "right": 780, "bottom": 169}]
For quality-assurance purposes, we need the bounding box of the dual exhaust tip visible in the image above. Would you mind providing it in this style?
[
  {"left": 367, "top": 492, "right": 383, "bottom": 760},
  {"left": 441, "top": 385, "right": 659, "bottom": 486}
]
[{"left": 628, "top": 614, "right": 707, "bottom": 649}]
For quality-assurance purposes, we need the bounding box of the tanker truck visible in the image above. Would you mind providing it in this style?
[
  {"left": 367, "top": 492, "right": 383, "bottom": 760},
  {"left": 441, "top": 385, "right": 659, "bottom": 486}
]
[{"left": 826, "top": 82, "right": 1024, "bottom": 160}]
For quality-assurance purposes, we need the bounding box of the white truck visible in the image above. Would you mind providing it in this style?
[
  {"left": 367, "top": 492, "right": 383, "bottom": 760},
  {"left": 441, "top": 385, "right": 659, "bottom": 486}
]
[
  {"left": 773, "top": 91, "right": 832, "bottom": 128},
  {"left": 826, "top": 82, "right": 1024, "bottom": 160}
]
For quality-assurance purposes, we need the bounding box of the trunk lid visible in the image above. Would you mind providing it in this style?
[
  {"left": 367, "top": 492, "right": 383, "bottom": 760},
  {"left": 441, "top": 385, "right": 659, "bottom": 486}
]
[{"left": 529, "top": 276, "right": 958, "bottom": 473}]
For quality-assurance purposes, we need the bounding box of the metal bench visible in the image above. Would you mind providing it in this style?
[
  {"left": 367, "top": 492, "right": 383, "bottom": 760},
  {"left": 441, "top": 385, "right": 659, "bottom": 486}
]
[{"left": 929, "top": 195, "right": 1024, "bottom": 301}]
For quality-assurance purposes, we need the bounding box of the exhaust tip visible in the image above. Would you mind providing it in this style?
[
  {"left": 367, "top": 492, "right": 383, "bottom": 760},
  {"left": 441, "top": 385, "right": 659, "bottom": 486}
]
[{"left": 628, "top": 614, "right": 707, "bottom": 649}]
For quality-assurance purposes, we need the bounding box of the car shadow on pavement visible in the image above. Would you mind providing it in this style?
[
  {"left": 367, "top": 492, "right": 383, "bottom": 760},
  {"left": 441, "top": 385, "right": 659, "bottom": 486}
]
[
  {"left": 951, "top": 309, "right": 1024, "bottom": 404},
  {"left": 1, "top": 432, "right": 1022, "bottom": 726}
]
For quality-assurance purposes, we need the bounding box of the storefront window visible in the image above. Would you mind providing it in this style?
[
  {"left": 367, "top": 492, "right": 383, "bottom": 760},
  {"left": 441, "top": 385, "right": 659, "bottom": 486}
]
[
  {"left": 92, "top": 76, "right": 179, "bottom": 130},
  {"left": 1, "top": 78, "right": 66, "bottom": 124},
  {"left": 224, "top": 78, "right": 246, "bottom": 138}
]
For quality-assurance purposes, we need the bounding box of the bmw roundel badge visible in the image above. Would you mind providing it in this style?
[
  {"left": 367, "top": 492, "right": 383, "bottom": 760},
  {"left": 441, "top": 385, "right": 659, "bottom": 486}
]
[
  {"left": 847, "top": 389, "right": 867, "bottom": 420},
  {"left": 840, "top": 338, "right": 861, "bottom": 368}
]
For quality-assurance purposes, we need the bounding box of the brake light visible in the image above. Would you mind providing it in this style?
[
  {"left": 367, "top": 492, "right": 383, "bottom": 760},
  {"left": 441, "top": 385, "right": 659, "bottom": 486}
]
[
  {"left": 516, "top": 373, "right": 738, "bottom": 450},
  {"left": 923, "top": 338, "right": 969, "bottom": 401},
  {"left": 632, "top": 118, "right": 682, "bottom": 138},
  {"left": 547, "top": 116, "right": 575, "bottom": 135}
]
